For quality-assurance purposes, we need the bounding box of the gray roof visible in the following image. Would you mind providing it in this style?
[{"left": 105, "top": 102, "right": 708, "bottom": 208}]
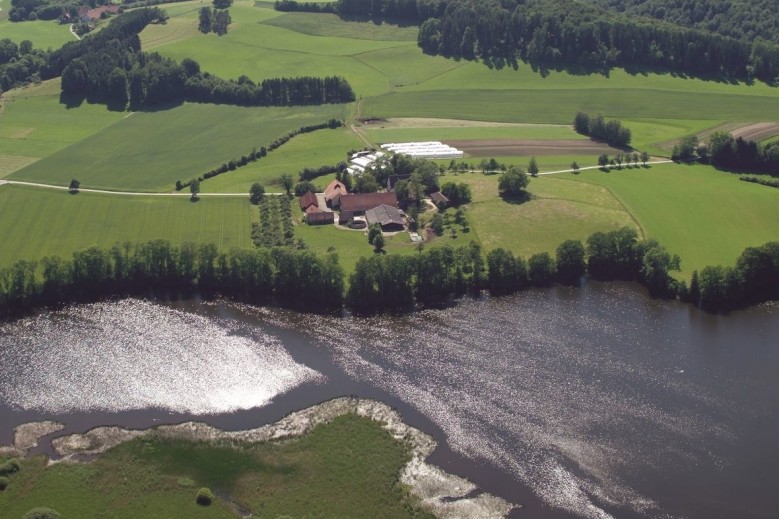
[{"left": 365, "top": 204, "right": 404, "bottom": 228}]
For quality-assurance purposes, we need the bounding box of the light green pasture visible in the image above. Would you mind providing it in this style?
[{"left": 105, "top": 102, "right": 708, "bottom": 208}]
[
  {"left": 10, "top": 102, "right": 348, "bottom": 191},
  {"left": 0, "top": 184, "right": 256, "bottom": 267},
  {"left": 0, "top": 16, "right": 75, "bottom": 49},
  {"left": 563, "top": 164, "right": 779, "bottom": 277},
  {"left": 0, "top": 80, "right": 125, "bottom": 176}
]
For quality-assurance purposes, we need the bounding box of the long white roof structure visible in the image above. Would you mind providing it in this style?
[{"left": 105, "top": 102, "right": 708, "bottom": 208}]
[{"left": 380, "top": 141, "right": 463, "bottom": 159}]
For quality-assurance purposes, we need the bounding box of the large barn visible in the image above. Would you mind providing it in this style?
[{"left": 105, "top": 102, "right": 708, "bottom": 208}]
[
  {"left": 365, "top": 204, "right": 405, "bottom": 232},
  {"left": 338, "top": 192, "right": 398, "bottom": 215}
]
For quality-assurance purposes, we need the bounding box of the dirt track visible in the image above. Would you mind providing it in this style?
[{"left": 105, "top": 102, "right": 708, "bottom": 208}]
[{"left": 444, "top": 139, "right": 622, "bottom": 157}]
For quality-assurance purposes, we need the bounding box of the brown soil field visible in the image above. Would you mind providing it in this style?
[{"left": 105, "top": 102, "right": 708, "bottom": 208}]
[
  {"left": 444, "top": 138, "right": 621, "bottom": 157},
  {"left": 730, "top": 122, "right": 779, "bottom": 142}
]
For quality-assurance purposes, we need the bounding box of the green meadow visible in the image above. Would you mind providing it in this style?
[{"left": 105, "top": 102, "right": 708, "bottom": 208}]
[
  {"left": 10, "top": 103, "right": 348, "bottom": 191},
  {"left": 0, "top": 185, "right": 255, "bottom": 266},
  {"left": 0, "top": 415, "right": 432, "bottom": 519},
  {"left": 0, "top": 80, "right": 125, "bottom": 178},
  {"left": 363, "top": 123, "right": 584, "bottom": 144},
  {"left": 0, "top": 15, "right": 75, "bottom": 49},
  {"left": 565, "top": 164, "right": 779, "bottom": 277}
]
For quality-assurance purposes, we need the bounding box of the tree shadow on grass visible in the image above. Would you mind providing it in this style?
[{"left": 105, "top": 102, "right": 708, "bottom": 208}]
[{"left": 499, "top": 191, "right": 532, "bottom": 205}]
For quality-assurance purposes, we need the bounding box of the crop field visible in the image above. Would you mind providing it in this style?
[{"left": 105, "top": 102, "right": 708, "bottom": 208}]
[
  {"left": 10, "top": 103, "right": 348, "bottom": 191},
  {"left": 0, "top": 415, "right": 432, "bottom": 518},
  {"left": 0, "top": 80, "right": 126, "bottom": 175},
  {"left": 564, "top": 164, "right": 779, "bottom": 277},
  {"left": 0, "top": 185, "right": 255, "bottom": 267},
  {"left": 362, "top": 121, "right": 584, "bottom": 144}
]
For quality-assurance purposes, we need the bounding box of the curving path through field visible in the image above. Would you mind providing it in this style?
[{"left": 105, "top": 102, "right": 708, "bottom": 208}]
[{"left": 0, "top": 180, "right": 283, "bottom": 196}]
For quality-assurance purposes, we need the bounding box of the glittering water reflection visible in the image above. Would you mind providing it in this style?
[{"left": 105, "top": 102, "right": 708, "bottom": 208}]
[
  {"left": 0, "top": 300, "right": 322, "bottom": 414},
  {"left": 256, "top": 285, "right": 779, "bottom": 519}
]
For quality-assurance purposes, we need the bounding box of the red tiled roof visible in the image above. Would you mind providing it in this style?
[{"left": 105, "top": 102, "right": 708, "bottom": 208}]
[
  {"left": 324, "top": 179, "right": 347, "bottom": 201},
  {"left": 299, "top": 191, "right": 318, "bottom": 210},
  {"left": 339, "top": 192, "right": 398, "bottom": 213}
]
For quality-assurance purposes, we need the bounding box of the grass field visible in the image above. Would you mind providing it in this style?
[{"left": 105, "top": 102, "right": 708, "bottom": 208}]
[
  {"left": 0, "top": 415, "right": 433, "bottom": 518},
  {"left": 0, "top": 80, "right": 126, "bottom": 177},
  {"left": 0, "top": 15, "right": 75, "bottom": 49},
  {"left": 10, "top": 103, "right": 348, "bottom": 191},
  {"left": 564, "top": 164, "right": 779, "bottom": 277},
  {"left": 205, "top": 127, "right": 363, "bottom": 193},
  {"left": 363, "top": 123, "right": 585, "bottom": 144},
  {"left": 0, "top": 185, "right": 256, "bottom": 267},
  {"left": 453, "top": 172, "right": 638, "bottom": 259}
]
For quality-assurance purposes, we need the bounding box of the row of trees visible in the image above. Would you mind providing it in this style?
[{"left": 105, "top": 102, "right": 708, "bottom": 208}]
[
  {"left": 414, "top": 0, "right": 779, "bottom": 83},
  {"left": 0, "top": 240, "right": 344, "bottom": 318},
  {"left": 1, "top": 234, "right": 777, "bottom": 318},
  {"left": 574, "top": 112, "right": 632, "bottom": 147},
  {"left": 671, "top": 132, "right": 779, "bottom": 176}
]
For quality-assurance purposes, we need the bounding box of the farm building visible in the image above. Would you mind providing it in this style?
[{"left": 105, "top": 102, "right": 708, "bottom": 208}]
[
  {"left": 338, "top": 210, "right": 355, "bottom": 225},
  {"left": 380, "top": 142, "right": 463, "bottom": 159},
  {"left": 307, "top": 211, "right": 335, "bottom": 226},
  {"left": 324, "top": 179, "right": 348, "bottom": 208},
  {"left": 366, "top": 205, "right": 405, "bottom": 232},
  {"left": 339, "top": 192, "right": 399, "bottom": 214},
  {"left": 299, "top": 191, "right": 318, "bottom": 211},
  {"left": 430, "top": 191, "right": 449, "bottom": 208}
]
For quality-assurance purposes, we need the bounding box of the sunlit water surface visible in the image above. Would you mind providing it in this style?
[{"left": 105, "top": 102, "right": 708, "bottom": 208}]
[
  {"left": 1, "top": 285, "right": 778, "bottom": 519},
  {"left": 0, "top": 299, "right": 322, "bottom": 414}
]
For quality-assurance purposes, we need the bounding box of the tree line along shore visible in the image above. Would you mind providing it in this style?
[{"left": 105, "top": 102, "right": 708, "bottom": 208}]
[{"left": 0, "top": 226, "right": 777, "bottom": 319}]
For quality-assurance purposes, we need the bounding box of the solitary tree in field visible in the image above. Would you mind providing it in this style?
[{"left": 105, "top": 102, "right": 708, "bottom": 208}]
[
  {"left": 190, "top": 179, "right": 201, "bottom": 201},
  {"left": 249, "top": 183, "right": 265, "bottom": 205},
  {"left": 69, "top": 179, "right": 80, "bottom": 194},
  {"left": 632, "top": 152, "right": 639, "bottom": 166},
  {"left": 571, "top": 161, "right": 579, "bottom": 174},
  {"left": 280, "top": 173, "right": 294, "bottom": 196},
  {"left": 528, "top": 156, "right": 539, "bottom": 177},
  {"left": 641, "top": 151, "right": 650, "bottom": 166},
  {"left": 498, "top": 166, "right": 530, "bottom": 199}
]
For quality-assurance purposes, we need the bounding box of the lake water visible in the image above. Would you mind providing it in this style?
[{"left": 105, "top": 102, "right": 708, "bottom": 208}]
[{"left": 1, "top": 283, "right": 778, "bottom": 519}]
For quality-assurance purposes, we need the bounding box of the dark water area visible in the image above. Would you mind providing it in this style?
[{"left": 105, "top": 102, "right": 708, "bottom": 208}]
[{"left": 1, "top": 283, "right": 778, "bottom": 519}]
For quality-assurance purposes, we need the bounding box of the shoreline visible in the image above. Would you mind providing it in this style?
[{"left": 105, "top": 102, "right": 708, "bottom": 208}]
[{"left": 0, "top": 397, "right": 517, "bottom": 519}]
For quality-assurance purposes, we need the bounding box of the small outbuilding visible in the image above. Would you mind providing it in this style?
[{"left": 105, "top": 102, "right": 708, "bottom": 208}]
[
  {"left": 430, "top": 191, "right": 449, "bottom": 208},
  {"left": 338, "top": 210, "right": 355, "bottom": 225},
  {"left": 307, "top": 211, "right": 335, "bottom": 226},
  {"left": 365, "top": 204, "right": 405, "bottom": 232}
]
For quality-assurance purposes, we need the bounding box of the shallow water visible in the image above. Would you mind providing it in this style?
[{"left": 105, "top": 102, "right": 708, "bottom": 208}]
[{"left": 1, "top": 284, "right": 778, "bottom": 519}]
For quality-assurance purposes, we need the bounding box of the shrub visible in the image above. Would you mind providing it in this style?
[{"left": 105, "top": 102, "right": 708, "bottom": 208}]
[
  {"left": 23, "top": 508, "right": 61, "bottom": 519},
  {"left": 196, "top": 487, "right": 215, "bottom": 506},
  {"left": 0, "top": 458, "right": 20, "bottom": 476},
  {"left": 0, "top": 476, "right": 9, "bottom": 490}
]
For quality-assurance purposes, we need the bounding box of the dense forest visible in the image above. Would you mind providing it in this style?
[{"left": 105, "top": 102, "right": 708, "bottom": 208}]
[
  {"left": 2, "top": 230, "right": 777, "bottom": 319},
  {"left": 582, "top": 0, "right": 779, "bottom": 46},
  {"left": 275, "top": 0, "right": 779, "bottom": 83}
]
